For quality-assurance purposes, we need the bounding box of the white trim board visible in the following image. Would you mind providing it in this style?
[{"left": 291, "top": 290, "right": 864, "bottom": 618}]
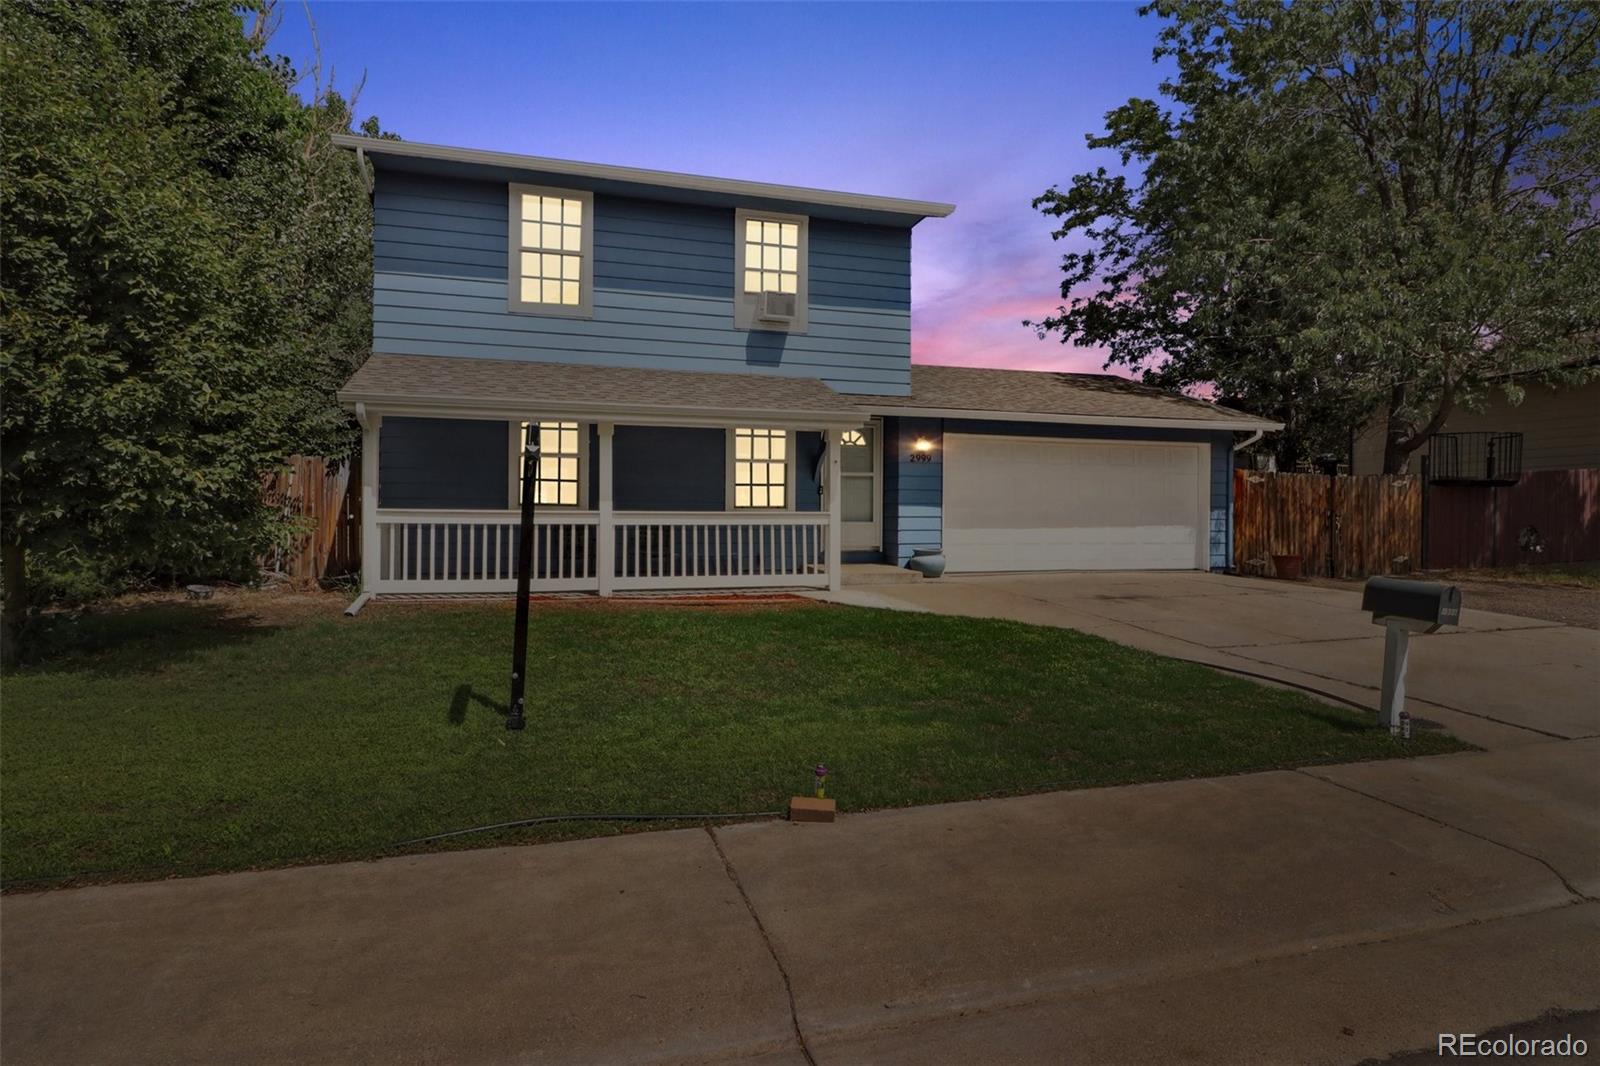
[
  {"left": 340, "top": 397, "right": 867, "bottom": 430},
  {"left": 861, "top": 406, "right": 1281, "bottom": 433},
  {"left": 337, "top": 135, "right": 956, "bottom": 222}
]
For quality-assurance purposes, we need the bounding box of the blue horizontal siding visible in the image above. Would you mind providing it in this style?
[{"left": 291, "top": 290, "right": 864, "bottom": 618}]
[
  {"left": 613, "top": 426, "right": 725, "bottom": 511},
  {"left": 373, "top": 302, "right": 909, "bottom": 359},
  {"left": 371, "top": 172, "right": 912, "bottom": 394},
  {"left": 380, "top": 417, "right": 507, "bottom": 509},
  {"left": 882, "top": 417, "right": 943, "bottom": 565},
  {"left": 1210, "top": 430, "right": 1232, "bottom": 570}
]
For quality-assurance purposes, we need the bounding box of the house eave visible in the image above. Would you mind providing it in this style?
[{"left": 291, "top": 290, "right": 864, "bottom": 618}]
[
  {"left": 857, "top": 405, "right": 1284, "bottom": 433},
  {"left": 338, "top": 390, "right": 868, "bottom": 430},
  {"left": 333, "top": 134, "right": 956, "bottom": 225}
]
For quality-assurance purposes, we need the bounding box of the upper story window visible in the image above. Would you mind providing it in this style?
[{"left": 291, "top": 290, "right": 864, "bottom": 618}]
[
  {"left": 734, "top": 208, "right": 807, "bottom": 333},
  {"left": 729, "top": 428, "right": 790, "bottom": 509},
  {"left": 508, "top": 184, "right": 593, "bottom": 318},
  {"left": 743, "top": 219, "right": 799, "bottom": 295}
]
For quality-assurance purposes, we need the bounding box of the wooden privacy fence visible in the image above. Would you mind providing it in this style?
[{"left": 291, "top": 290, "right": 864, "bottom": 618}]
[
  {"left": 261, "top": 455, "right": 361, "bottom": 583},
  {"left": 1426, "top": 468, "right": 1600, "bottom": 569},
  {"left": 1233, "top": 470, "right": 1422, "bottom": 579}
]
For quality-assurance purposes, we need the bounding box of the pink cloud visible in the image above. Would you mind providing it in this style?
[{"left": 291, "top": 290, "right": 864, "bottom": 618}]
[
  {"left": 908, "top": 198, "right": 1136, "bottom": 378},
  {"left": 911, "top": 276, "right": 1123, "bottom": 376}
]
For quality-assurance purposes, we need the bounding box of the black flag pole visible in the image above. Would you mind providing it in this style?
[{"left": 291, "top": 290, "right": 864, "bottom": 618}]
[{"left": 507, "top": 439, "right": 540, "bottom": 731}]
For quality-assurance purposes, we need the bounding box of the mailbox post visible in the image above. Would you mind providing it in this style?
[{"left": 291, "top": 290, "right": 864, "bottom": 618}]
[{"left": 1361, "top": 577, "right": 1462, "bottom": 732}]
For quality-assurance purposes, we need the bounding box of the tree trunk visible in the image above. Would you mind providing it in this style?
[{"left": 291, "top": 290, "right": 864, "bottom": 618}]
[
  {"left": 1381, "top": 386, "right": 1410, "bottom": 474},
  {"left": 1273, "top": 430, "right": 1306, "bottom": 472},
  {"left": 2, "top": 541, "right": 25, "bottom": 669},
  {"left": 1385, "top": 380, "right": 1458, "bottom": 475},
  {"left": 1382, "top": 421, "right": 1411, "bottom": 475}
]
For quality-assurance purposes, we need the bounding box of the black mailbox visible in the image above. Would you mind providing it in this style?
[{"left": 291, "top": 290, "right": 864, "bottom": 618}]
[{"left": 1361, "top": 577, "right": 1462, "bottom": 633}]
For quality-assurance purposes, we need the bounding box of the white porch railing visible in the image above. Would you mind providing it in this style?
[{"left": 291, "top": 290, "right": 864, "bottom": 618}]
[
  {"left": 373, "top": 510, "right": 599, "bottom": 593},
  {"left": 369, "top": 509, "right": 829, "bottom": 594},
  {"left": 611, "top": 512, "right": 828, "bottom": 590}
]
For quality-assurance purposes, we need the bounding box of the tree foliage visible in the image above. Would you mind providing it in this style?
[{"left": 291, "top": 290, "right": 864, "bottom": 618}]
[
  {"left": 1, "top": 0, "right": 387, "bottom": 649},
  {"left": 1031, "top": 0, "right": 1600, "bottom": 471}
]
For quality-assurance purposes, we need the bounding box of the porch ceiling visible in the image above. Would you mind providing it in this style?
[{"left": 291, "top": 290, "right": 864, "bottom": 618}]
[{"left": 339, "top": 354, "right": 868, "bottom": 428}]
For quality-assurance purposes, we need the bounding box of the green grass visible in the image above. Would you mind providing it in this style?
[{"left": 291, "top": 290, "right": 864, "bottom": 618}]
[{"left": 1, "top": 599, "right": 1470, "bottom": 887}]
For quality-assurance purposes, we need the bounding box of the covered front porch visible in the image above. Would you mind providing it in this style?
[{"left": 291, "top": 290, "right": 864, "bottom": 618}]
[{"left": 342, "top": 356, "right": 871, "bottom": 597}]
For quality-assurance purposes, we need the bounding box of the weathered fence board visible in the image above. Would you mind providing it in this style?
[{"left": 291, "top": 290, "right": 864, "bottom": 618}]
[
  {"left": 1234, "top": 470, "right": 1421, "bottom": 579},
  {"left": 261, "top": 455, "right": 361, "bottom": 583},
  {"left": 1427, "top": 467, "right": 1600, "bottom": 568}
]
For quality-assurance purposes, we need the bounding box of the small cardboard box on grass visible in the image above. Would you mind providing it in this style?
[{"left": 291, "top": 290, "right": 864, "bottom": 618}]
[
  {"left": 788, "top": 796, "right": 836, "bottom": 823},
  {"left": 789, "top": 763, "right": 836, "bottom": 822}
]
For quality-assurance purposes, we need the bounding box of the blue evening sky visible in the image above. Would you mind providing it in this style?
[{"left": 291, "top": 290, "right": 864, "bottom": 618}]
[{"left": 270, "top": 2, "right": 1173, "bottom": 374}]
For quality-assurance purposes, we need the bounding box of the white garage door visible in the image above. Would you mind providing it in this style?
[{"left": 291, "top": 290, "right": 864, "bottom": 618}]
[{"left": 943, "top": 434, "right": 1210, "bottom": 572}]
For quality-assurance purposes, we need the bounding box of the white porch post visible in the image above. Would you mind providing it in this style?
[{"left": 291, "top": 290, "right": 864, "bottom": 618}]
[
  {"left": 597, "top": 421, "right": 615, "bottom": 597},
  {"left": 359, "top": 407, "right": 382, "bottom": 594},
  {"left": 826, "top": 426, "right": 843, "bottom": 592}
]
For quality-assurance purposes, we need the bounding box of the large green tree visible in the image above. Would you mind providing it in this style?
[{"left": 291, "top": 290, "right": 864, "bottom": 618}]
[
  {"left": 1032, "top": 0, "right": 1600, "bottom": 471},
  {"left": 1, "top": 0, "right": 384, "bottom": 661}
]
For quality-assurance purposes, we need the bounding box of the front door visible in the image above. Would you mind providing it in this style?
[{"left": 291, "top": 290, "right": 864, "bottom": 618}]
[{"left": 840, "top": 422, "right": 881, "bottom": 552}]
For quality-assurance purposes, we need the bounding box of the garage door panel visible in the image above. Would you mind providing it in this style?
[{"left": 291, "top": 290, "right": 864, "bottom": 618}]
[{"left": 943, "top": 434, "right": 1206, "bottom": 572}]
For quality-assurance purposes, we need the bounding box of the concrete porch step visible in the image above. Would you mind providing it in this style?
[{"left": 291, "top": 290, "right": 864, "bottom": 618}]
[{"left": 842, "top": 563, "right": 924, "bottom": 587}]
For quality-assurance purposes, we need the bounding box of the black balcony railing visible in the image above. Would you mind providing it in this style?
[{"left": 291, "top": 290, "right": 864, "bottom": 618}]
[{"left": 1428, "top": 431, "right": 1523, "bottom": 485}]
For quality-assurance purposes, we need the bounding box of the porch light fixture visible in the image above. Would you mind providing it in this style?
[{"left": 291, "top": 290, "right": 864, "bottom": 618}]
[
  {"left": 910, "top": 437, "right": 935, "bottom": 463},
  {"left": 507, "top": 441, "right": 541, "bottom": 731}
]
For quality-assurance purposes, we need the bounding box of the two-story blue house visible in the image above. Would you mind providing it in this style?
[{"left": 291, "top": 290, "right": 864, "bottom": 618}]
[{"left": 335, "top": 136, "right": 1278, "bottom": 597}]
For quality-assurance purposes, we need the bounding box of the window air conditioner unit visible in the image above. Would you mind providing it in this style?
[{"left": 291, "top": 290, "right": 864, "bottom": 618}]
[{"left": 757, "top": 290, "right": 797, "bottom": 323}]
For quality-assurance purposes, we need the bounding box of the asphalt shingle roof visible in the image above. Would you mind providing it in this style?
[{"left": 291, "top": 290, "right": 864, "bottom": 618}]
[
  {"left": 340, "top": 355, "right": 1279, "bottom": 429},
  {"left": 340, "top": 354, "right": 863, "bottom": 417},
  {"left": 870, "top": 364, "right": 1275, "bottom": 426}
]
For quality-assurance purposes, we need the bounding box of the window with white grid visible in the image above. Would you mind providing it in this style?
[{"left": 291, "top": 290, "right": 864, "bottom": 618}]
[
  {"left": 520, "top": 421, "right": 582, "bottom": 506},
  {"left": 732, "top": 428, "right": 788, "bottom": 509},
  {"left": 742, "top": 218, "right": 799, "bottom": 295},
  {"left": 733, "top": 209, "right": 807, "bottom": 331},
  {"left": 509, "top": 184, "right": 592, "bottom": 316}
]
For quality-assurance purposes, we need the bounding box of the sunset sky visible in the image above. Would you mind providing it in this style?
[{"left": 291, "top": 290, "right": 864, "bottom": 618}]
[{"left": 272, "top": 2, "right": 1173, "bottom": 376}]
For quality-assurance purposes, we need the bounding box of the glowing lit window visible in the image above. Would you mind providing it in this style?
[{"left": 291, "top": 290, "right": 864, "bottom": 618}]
[
  {"left": 521, "top": 421, "right": 582, "bottom": 506},
  {"left": 742, "top": 219, "right": 800, "bottom": 295},
  {"left": 510, "top": 184, "right": 591, "bottom": 315},
  {"left": 732, "top": 428, "right": 788, "bottom": 509}
]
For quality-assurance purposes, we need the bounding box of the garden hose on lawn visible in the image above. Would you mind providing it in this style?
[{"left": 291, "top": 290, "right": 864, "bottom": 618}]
[{"left": 393, "top": 809, "right": 785, "bottom": 848}]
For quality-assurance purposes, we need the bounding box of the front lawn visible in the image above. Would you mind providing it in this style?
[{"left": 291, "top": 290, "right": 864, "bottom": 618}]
[{"left": 1, "top": 595, "right": 1469, "bottom": 887}]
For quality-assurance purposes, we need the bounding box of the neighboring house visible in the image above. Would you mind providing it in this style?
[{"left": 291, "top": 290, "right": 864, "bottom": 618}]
[
  {"left": 1352, "top": 376, "right": 1600, "bottom": 476},
  {"left": 335, "top": 136, "right": 1279, "bottom": 595}
]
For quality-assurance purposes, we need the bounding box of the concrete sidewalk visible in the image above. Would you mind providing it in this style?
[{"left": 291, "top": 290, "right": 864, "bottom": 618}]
[
  {"left": 835, "top": 572, "right": 1600, "bottom": 748},
  {"left": 5, "top": 740, "right": 1597, "bottom": 1064}
]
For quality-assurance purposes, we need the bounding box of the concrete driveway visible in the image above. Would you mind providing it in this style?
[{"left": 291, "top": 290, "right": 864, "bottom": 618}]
[{"left": 837, "top": 571, "right": 1600, "bottom": 749}]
